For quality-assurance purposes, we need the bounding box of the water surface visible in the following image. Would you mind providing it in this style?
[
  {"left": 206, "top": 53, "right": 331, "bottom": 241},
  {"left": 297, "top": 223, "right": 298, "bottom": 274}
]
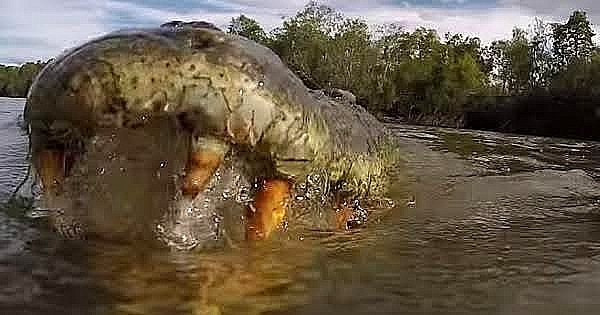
[{"left": 2, "top": 97, "right": 600, "bottom": 314}]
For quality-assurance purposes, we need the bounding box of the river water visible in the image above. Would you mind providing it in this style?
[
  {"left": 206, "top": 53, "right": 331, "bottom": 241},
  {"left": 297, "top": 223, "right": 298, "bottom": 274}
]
[{"left": 2, "top": 96, "right": 600, "bottom": 314}]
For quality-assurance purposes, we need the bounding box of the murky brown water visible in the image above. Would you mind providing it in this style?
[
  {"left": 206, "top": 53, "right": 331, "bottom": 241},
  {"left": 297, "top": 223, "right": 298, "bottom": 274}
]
[{"left": 2, "top": 97, "right": 600, "bottom": 314}]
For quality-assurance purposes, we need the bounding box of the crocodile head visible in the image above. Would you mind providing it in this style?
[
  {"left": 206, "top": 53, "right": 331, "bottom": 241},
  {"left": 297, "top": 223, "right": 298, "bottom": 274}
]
[{"left": 23, "top": 22, "right": 395, "bottom": 249}]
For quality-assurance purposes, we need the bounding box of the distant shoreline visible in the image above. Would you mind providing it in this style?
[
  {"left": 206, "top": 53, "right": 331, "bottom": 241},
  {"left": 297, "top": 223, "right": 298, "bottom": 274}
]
[
  {"left": 381, "top": 95, "right": 600, "bottom": 142},
  {"left": 3, "top": 94, "right": 600, "bottom": 142}
]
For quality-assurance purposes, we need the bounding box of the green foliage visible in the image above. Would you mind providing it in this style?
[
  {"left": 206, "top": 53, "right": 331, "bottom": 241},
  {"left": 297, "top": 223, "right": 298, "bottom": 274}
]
[
  {"left": 5, "top": 3, "right": 600, "bottom": 118},
  {"left": 547, "top": 11, "right": 598, "bottom": 96},
  {"left": 227, "top": 14, "right": 268, "bottom": 45},
  {"left": 552, "top": 11, "right": 595, "bottom": 69},
  {"left": 266, "top": 2, "right": 489, "bottom": 115},
  {"left": 0, "top": 61, "right": 46, "bottom": 97},
  {"left": 328, "top": 18, "right": 373, "bottom": 92},
  {"left": 487, "top": 28, "right": 532, "bottom": 94},
  {"left": 529, "top": 18, "right": 554, "bottom": 90},
  {"left": 263, "top": 4, "right": 599, "bottom": 113},
  {"left": 550, "top": 50, "right": 600, "bottom": 96},
  {"left": 268, "top": 1, "right": 343, "bottom": 88}
]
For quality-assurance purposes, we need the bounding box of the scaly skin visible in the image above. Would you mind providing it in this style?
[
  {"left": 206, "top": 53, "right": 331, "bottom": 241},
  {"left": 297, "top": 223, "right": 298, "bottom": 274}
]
[{"left": 24, "top": 21, "right": 399, "bottom": 247}]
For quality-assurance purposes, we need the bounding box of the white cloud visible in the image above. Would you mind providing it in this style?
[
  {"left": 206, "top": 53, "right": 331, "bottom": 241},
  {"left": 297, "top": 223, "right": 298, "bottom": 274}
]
[
  {"left": 344, "top": 6, "right": 536, "bottom": 43},
  {"left": 1, "top": 0, "right": 599, "bottom": 64},
  {"left": 499, "top": 1, "right": 600, "bottom": 42},
  {"left": 0, "top": 0, "right": 107, "bottom": 63},
  {"left": 500, "top": 0, "right": 600, "bottom": 17}
]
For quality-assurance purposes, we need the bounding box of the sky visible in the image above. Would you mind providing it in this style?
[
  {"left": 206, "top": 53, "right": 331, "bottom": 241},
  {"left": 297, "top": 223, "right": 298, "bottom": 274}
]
[{"left": 1, "top": 0, "right": 599, "bottom": 65}]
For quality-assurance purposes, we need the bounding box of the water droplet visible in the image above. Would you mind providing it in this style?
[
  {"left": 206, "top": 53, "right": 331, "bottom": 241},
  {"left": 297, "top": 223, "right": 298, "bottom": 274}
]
[
  {"left": 222, "top": 189, "right": 231, "bottom": 199},
  {"left": 186, "top": 207, "right": 194, "bottom": 215},
  {"left": 160, "top": 161, "right": 167, "bottom": 168},
  {"left": 239, "top": 89, "right": 244, "bottom": 96},
  {"left": 258, "top": 81, "right": 264, "bottom": 87},
  {"left": 407, "top": 195, "right": 416, "bottom": 208},
  {"left": 98, "top": 167, "right": 105, "bottom": 175}
]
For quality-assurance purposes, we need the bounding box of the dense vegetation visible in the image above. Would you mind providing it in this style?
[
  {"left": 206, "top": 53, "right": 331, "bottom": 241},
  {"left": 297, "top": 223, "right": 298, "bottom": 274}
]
[
  {"left": 228, "top": 2, "right": 599, "bottom": 118},
  {"left": 0, "top": 61, "right": 47, "bottom": 98},
  {"left": 2, "top": 2, "right": 598, "bottom": 122}
]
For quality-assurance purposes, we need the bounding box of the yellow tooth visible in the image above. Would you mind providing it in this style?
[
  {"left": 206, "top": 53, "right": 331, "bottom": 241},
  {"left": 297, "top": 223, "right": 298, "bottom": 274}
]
[
  {"left": 37, "top": 149, "right": 65, "bottom": 195},
  {"left": 181, "top": 138, "right": 229, "bottom": 198},
  {"left": 246, "top": 179, "right": 291, "bottom": 241}
]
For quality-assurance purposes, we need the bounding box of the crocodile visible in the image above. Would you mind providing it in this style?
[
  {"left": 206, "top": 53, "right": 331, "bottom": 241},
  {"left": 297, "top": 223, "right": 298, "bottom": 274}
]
[{"left": 23, "top": 21, "right": 399, "bottom": 249}]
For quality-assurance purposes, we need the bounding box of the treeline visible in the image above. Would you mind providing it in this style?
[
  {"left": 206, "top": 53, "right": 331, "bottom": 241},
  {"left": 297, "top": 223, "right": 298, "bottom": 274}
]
[
  {"left": 228, "top": 2, "right": 599, "bottom": 117},
  {"left": 3, "top": 1, "right": 598, "bottom": 118},
  {"left": 487, "top": 11, "right": 599, "bottom": 98},
  {"left": 0, "top": 61, "right": 47, "bottom": 97}
]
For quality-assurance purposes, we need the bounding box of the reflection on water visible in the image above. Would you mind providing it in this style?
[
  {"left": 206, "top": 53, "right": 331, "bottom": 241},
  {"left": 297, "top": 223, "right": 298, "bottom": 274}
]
[
  {"left": 0, "top": 98, "right": 28, "bottom": 200},
  {"left": 2, "top": 97, "right": 600, "bottom": 314}
]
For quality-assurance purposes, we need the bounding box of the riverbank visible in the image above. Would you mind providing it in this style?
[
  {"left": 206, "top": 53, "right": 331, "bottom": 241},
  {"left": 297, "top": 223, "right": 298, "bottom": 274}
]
[
  {"left": 380, "top": 95, "right": 600, "bottom": 142},
  {"left": 5, "top": 94, "right": 600, "bottom": 142}
]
